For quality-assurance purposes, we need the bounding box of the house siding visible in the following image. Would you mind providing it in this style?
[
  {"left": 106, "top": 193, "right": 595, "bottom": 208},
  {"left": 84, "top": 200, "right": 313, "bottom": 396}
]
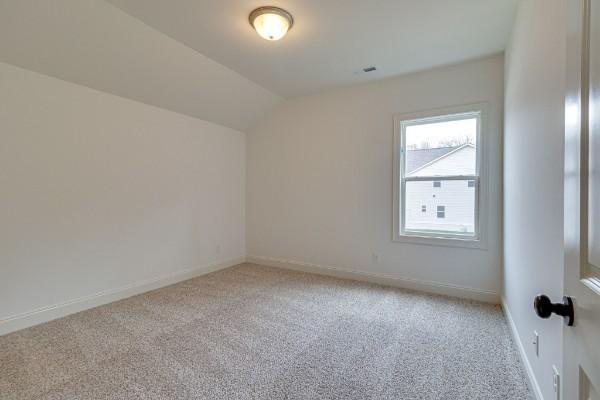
[{"left": 405, "top": 146, "right": 476, "bottom": 234}]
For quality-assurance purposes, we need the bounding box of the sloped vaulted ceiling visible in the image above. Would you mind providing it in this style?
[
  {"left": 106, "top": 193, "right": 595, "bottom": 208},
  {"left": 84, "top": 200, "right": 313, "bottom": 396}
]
[
  {"left": 107, "top": 0, "right": 518, "bottom": 98},
  {"left": 0, "top": 0, "right": 517, "bottom": 130},
  {"left": 0, "top": 0, "right": 283, "bottom": 131}
]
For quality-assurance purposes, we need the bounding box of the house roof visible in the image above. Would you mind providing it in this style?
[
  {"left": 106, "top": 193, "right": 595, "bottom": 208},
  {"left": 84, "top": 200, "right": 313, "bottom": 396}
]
[{"left": 406, "top": 146, "right": 460, "bottom": 174}]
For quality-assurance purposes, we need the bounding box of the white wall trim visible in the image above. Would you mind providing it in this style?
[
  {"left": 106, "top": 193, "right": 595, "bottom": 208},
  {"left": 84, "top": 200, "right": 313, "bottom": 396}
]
[
  {"left": 247, "top": 255, "right": 499, "bottom": 303},
  {"left": 0, "top": 256, "right": 245, "bottom": 336},
  {"left": 501, "top": 297, "right": 544, "bottom": 400}
]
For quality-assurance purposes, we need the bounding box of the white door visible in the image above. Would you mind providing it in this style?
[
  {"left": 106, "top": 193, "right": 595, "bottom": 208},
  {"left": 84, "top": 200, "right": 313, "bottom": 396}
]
[{"left": 563, "top": 0, "right": 600, "bottom": 399}]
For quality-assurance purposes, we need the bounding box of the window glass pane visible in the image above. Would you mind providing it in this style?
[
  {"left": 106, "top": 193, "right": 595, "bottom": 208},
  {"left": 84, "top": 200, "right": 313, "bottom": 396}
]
[
  {"left": 404, "top": 179, "right": 475, "bottom": 236},
  {"left": 437, "top": 205, "right": 445, "bottom": 218},
  {"left": 405, "top": 117, "right": 477, "bottom": 177}
]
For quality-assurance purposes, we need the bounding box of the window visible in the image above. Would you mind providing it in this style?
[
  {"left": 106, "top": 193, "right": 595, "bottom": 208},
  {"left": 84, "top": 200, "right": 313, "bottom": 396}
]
[
  {"left": 437, "top": 206, "right": 446, "bottom": 218},
  {"left": 393, "top": 104, "right": 485, "bottom": 245}
]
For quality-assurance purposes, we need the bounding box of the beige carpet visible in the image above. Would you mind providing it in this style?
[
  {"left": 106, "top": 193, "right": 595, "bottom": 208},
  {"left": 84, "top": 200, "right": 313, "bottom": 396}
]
[{"left": 1, "top": 263, "right": 531, "bottom": 399}]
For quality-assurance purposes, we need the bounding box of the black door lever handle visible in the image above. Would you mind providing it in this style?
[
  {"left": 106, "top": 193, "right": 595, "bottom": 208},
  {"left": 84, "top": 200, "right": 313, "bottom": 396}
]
[{"left": 534, "top": 294, "right": 574, "bottom": 326}]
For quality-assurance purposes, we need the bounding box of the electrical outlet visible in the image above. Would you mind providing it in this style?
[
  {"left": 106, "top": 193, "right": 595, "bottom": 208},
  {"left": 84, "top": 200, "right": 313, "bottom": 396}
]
[
  {"left": 216, "top": 244, "right": 221, "bottom": 255},
  {"left": 553, "top": 365, "right": 560, "bottom": 400},
  {"left": 533, "top": 331, "right": 539, "bottom": 357},
  {"left": 372, "top": 253, "right": 380, "bottom": 264}
]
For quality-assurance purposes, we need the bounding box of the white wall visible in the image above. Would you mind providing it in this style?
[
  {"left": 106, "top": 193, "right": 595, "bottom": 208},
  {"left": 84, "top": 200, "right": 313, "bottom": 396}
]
[
  {"left": 247, "top": 55, "right": 504, "bottom": 300},
  {"left": 503, "top": 1, "right": 566, "bottom": 399},
  {"left": 0, "top": 62, "right": 246, "bottom": 333}
]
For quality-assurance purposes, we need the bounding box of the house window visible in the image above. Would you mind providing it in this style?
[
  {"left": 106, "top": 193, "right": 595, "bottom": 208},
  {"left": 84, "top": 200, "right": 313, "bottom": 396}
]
[
  {"left": 393, "top": 104, "right": 485, "bottom": 244},
  {"left": 437, "top": 206, "right": 446, "bottom": 218},
  {"left": 422, "top": 205, "right": 427, "bottom": 213}
]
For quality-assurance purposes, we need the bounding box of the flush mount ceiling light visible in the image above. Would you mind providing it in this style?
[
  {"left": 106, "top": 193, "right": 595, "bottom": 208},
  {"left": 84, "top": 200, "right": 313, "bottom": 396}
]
[{"left": 249, "top": 6, "right": 294, "bottom": 41}]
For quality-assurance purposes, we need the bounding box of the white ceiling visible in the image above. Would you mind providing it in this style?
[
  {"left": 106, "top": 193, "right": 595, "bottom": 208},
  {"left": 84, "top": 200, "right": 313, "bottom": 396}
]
[
  {"left": 107, "top": 0, "right": 518, "bottom": 98},
  {"left": 0, "top": 0, "right": 282, "bottom": 131},
  {"left": 0, "top": 0, "right": 517, "bottom": 130}
]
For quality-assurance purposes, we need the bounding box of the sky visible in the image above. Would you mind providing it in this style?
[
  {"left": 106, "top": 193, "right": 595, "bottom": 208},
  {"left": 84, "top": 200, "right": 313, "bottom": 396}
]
[{"left": 405, "top": 118, "right": 477, "bottom": 149}]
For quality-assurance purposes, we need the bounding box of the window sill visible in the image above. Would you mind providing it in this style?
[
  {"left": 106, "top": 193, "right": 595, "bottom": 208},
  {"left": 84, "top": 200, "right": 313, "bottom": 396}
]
[{"left": 392, "top": 233, "right": 487, "bottom": 250}]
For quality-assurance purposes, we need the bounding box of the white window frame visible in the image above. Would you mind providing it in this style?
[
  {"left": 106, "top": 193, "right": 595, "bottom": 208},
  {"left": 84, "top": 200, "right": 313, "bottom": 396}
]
[{"left": 392, "top": 103, "right": 489, "bottom": 249}]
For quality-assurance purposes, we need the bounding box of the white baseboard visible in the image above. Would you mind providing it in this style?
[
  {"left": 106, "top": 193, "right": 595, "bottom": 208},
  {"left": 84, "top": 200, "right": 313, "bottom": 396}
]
[
  {"left": 0, "top": 256, "right": 245, "bottom": 336},
  {"left": 246, "top": 255, "right": 499, "bottom": 303},
  {"left": 501, "top": 298, "right": 544, "bottom": 400}
]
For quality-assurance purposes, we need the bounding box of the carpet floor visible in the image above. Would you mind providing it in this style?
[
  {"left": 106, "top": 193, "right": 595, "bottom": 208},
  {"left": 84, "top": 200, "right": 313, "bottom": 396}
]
[{"left": 1, "top": 263, "right": 531, "bottom": 399}]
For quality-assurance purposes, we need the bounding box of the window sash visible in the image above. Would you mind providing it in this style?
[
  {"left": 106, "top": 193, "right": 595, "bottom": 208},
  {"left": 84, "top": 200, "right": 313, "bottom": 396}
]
[
  {"left": 404, "top": 175, "right": 477, "bottom": 182},
  {"left": 400, "top": 176, "right": 480, "bottom": 239}
]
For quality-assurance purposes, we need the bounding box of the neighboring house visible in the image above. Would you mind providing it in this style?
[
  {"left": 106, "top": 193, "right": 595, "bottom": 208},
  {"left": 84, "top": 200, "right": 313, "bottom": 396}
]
[{"left": 404, "top": 144, "right": 476, "bottom": 234}]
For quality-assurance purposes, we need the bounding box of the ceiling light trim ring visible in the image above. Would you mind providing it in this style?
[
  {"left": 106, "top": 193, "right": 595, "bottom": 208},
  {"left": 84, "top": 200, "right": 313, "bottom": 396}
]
[
  {"left": 249, "top": 6, "right": 294, "bottom": 41},
  {"left": 249, "top": 6, "right": 294, "bottom": 29}
]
